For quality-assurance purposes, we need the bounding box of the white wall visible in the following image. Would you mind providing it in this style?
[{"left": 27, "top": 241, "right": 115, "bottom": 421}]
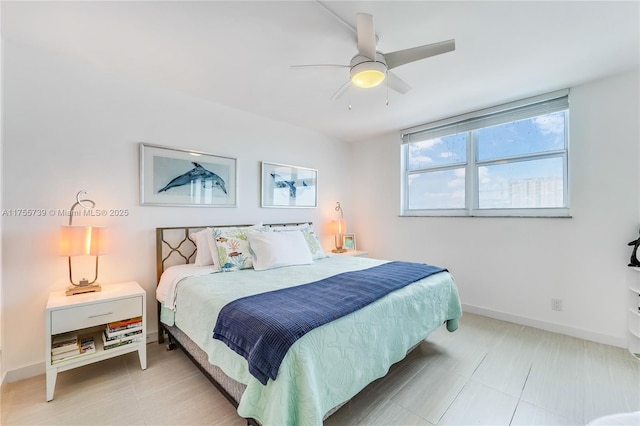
[
  {"left": 350, "top": 70, "right": 640, "bottom": 347},
  {"left": 1, "top": 40, "right": 352, "bottom": 380}
]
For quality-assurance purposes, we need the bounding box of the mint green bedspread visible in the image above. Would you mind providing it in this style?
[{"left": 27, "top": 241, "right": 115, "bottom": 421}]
[{"left": 160, "top": 255, "right": 462, "bottom": 425}]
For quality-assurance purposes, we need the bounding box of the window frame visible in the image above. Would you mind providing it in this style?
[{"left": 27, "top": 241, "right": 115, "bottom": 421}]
[{"left": 401, "top": 90, "right": 570, "bottom": 218}]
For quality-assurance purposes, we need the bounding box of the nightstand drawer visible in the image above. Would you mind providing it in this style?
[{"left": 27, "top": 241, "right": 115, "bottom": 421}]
[{"left": 50, "top": 296, "right": 142, "bottom": 335}]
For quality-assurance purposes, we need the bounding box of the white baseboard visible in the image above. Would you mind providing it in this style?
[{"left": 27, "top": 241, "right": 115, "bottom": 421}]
[
  {"left": 4, "top": 362, "right": 44, "bottom": 384},
  {"left": 2, "top": 331, "right": 160, "bottom": 386},
  {"left": 462, "top": 303, "right": 627, "bottom": 349}
]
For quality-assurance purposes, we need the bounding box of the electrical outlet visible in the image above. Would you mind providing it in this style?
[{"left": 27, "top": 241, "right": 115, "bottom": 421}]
[{"left": 552, "top": 298, "right": 563, "bottom": 311}]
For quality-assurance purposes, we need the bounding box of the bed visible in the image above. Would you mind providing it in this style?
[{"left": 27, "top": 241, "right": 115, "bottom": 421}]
[{"left": 155, "top": 224, "right": 462, "bottom": 425}]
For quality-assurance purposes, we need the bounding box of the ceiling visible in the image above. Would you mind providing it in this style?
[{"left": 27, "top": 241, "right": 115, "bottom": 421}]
[{"left": 2, "top": 1, "right": 639, "bottom": 143}]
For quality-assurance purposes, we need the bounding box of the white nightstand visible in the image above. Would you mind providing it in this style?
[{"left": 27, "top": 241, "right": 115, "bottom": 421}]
[
  {"left": 45, "top": 281, "right": 147, "bottom": 401},
  {"left": 336, "top": 250, "right": 369, "bottom": 258}
]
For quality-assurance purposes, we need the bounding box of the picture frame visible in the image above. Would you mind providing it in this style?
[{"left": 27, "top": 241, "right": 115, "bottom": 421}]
[
  {"left": 261, "top": 161, "right": 317, "bottom": 208},
  {"left": 343, "top": 233, "right": 356, "bottom": 251},
  {"left": 140, "top": 143, "right": 237, "bottom": 207}
]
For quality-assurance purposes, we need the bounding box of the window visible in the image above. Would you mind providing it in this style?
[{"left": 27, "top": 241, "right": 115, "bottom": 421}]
[{"left": 401, "top": 90, "right": 569, "bottom": 217}]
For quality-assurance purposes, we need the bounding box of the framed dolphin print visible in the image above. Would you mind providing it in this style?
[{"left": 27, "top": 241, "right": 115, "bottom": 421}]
[
  {"left": 261, "top": 162, "right": 317, "bottom": 208},
  {"left": 140, "top": 143, "right": 237, "bottom": 207}
]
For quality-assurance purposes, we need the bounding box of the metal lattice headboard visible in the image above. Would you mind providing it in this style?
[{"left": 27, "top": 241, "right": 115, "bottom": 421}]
[{"left": 155, "top": 223, "right": 312, "bottom": 285}]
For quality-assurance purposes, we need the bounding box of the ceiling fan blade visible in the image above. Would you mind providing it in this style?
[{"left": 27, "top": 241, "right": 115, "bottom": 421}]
[
  {"left": 386, "top": 71, "right": 412, "bottom": 94},
  {"left": 290, "top": 64, "right": 349, "bottom": 69},
  {"left": 330, "top": 80, "right": 351, "bottom": 101},
  {"left": 356, "top": 13, "right": 377, "bottom": 60},
  {"left": 385, "top": 39, "right": 455, "bottom": 70}
]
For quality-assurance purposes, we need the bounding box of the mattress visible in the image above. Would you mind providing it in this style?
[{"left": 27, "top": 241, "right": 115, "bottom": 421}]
[{"left": 157, "top": 254, "right": 462, "bottom": 425}]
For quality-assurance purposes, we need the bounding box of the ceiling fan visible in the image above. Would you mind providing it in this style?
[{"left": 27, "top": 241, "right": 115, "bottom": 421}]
[{"left": 292, "top": 13, "right": 455, "bottom": 100}]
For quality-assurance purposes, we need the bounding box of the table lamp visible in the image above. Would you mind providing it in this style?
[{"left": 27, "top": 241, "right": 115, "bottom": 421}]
[
  {"left": 331, "top": 201, "right": 347, "bottom": 253},
  {"left": 59, "top": 191, "right": 106, "bottom": 295}
]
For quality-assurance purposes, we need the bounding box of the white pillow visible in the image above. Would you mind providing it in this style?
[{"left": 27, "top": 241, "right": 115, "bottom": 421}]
[
  {"left": 268, "top": 223, "right": 310, "bottom": 232},
  {"left": 269, "top": 223, "right": 328, "bottom": 260},
  {"left": 247, "top": 230, "right": 313, "bottom": 271},
  {"left": 193, "top": 228, "right": 215, "bottom": 267}
]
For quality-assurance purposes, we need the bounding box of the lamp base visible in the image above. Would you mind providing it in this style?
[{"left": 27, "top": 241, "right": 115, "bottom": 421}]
[
  {"left": 66, "top": 283, "right": 102, "bottom": 296},
  {"left": 332, "top": 248, "right": 347, "bottom": 253}
]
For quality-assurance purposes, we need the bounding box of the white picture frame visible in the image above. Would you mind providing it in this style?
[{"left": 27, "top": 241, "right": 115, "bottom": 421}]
[
  {"left": 343, "top": 233, "right": 356, "bottom": 251},
  {"left": 261, "top": 162, "right": 317, "bottom": 208},
  {"left": 140, "top": 143, "right": 237, "bottom": 207}
]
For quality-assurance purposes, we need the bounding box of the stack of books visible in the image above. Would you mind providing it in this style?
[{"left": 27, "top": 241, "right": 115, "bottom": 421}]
[
  {"left": 51, "top": 333, "right": 95, "bottom": 364},
  {"left": 103, "top": 316, "right": 143, "bottom": 350}
]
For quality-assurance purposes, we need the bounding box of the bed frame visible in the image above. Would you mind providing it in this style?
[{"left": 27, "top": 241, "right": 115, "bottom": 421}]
[
  {"left": 155, "top": 223, "right": 311, "bottom": 422},
  {"left": 155, "top": 223, "right": 437, "bottom": 424}
]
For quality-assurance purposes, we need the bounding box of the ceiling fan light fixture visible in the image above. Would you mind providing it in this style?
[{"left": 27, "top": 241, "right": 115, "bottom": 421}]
[{"left": 350, "top": 61, "right": 387, "bottom": 88}]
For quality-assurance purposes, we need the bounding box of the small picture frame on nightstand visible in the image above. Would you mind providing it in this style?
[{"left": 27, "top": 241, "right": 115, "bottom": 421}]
[{"left": 343, "top": 233, "right": 356, "bottom": 251}]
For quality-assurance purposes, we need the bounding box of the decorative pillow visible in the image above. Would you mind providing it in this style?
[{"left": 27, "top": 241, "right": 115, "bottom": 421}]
[
  {"left": 193, "top": 228, "right": 215, "bottom": 267},
  {"left": 301, "top": 226, "right": 329, "bottom": 260},
  {"left": 214, "top": 225, "right": 265, "bottom": 272},
  {"left": 269, "top": 223, "right": 328, "bottom": 260},
  {"left": 205, "top": 229, "right": 221, "bottom": 271},
  {"left": 247, "top": 230, "right": 313, "bottom": 271}
]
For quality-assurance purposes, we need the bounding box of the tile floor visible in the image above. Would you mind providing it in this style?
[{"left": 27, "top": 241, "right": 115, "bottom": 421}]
[{"left": 2, "top": 313, "right": 639, "bottom": 425}]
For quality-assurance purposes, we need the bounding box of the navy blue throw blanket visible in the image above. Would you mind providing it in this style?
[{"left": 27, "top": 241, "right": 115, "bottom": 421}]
[{"left": 212, "top": 261, "right": 446, "bottom": 385}]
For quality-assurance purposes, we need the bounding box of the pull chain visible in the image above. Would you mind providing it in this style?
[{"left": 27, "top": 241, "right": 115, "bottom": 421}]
[{"left": 385, "top": 75, "right": 390, "bottom": 106}]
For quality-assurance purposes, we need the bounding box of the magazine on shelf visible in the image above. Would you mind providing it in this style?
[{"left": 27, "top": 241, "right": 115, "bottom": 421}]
[
  {"left": 107, "top": 316, "right": 142, "bottom": 333},
  {"left": 51, "top": 332, "right": 79, "bottom": 355},
  {"left": 103, "top": 337, "right": 140, "bottom": 351},
  {"left": 52, "top": 332, "right": 78, "bottom": 345},
  {"left": 52, "top": 343, "right": 80, "bottom": 356},
  {"left": 104, "top": 325, "right": 143, "bottom": 339},
  {"left": 80, "top": 336, "right": 96, "bottom": 355},
  {"left": 52, "top": 332, "right": 78, "bottom": 348},
  {"left": 102, "top": 329, "right": 142, "bottom": 346},
  {"left": 52, "top": 352, "right": 80, "bottom": 363},
  {"left": 52, "top": 341, "right": 80, "bottom": 355},
  {"left": 52, "top": 336, "right": 95, "bottom": 363}
]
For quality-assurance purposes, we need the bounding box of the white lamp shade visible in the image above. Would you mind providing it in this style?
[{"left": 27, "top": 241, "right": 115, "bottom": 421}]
[
  {"left": 60, "top": 226, "right": 107, "bottom": 256},
  {"left": 330, "top": 219, "right": 347, "bottom": 235},
  {"left": 88, "top": 227, "right": 107, "bottom": 255}
]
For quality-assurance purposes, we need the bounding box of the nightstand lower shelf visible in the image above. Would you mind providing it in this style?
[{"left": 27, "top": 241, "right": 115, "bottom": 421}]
[{"left": 46, "top": 330, "right": 146, "bottom": 400}]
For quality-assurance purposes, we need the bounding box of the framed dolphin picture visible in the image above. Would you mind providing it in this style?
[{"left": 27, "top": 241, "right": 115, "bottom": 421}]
[
  {"left": 140, "top": 143, "right": 237, "bottom": 207},
  {"left": 261, "top": 162, "right": 317, "bottom": 208}
]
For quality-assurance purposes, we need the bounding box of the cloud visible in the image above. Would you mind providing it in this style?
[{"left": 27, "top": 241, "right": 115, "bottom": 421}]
[
  {"left": 478, "top": 166, "right": 492, "bottom": 184},
  {"left": 533, "top": 113, "right": 564, "bottom": 135},
  {"left": 448, "top": 178, "right": 465, "bottom": 188},
  {"left": 440, "top": 151, "right": 454, "bottom": 158},
  {"left": 412, "top": 138, "right": 443, "bottom": 150},
  {"left": 411, "top": 155, "right": 433, "bottom": 166}
]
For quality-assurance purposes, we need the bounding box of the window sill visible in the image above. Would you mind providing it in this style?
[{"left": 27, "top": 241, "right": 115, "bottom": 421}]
[{"left": 400, "top": 207, "right": 571, "bottom": 218}]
